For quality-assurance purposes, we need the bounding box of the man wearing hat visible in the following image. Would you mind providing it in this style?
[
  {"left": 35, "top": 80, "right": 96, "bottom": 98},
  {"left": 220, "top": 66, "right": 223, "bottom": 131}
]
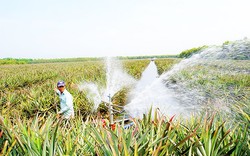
[{"left": 54, "top": 81, "right": 74, "bottom": 119}]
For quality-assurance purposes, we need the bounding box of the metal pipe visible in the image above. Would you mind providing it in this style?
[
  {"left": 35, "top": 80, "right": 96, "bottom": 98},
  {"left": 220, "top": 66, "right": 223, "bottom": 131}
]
[
  {"left": 108, "top": 94, "right": 114, "bottom": 125},
  {"left": 103, "top": 101, "right": 124, "bottom": 108}
]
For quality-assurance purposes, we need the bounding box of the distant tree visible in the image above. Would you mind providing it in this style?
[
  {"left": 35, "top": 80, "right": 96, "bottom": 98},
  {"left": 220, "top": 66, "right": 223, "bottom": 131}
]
[
  {"left": 179, "top": 46, "right": 207, "bottom": 58},
  {"left": 223, "top": 41, "right": 230, "bottom": 45},
  {"left": 0, "top": 58, "right": 32, "bottom": 65}
]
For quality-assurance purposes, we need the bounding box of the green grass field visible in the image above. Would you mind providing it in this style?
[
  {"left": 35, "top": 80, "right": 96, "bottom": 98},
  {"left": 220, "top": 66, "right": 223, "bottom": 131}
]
[{"left": 0, "top": 58, "right": 249, "bottom": 155}]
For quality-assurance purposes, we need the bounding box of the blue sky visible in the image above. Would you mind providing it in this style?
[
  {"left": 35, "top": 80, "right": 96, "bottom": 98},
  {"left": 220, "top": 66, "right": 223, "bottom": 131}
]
[{"left": 0, "top": 0, "right": 250, "bottom": 58}]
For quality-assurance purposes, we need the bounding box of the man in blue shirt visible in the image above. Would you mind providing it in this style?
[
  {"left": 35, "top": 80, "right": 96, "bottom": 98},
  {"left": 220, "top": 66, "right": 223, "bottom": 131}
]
[{"left": 54, "top": 81, "right": 74, "bottom": 119}]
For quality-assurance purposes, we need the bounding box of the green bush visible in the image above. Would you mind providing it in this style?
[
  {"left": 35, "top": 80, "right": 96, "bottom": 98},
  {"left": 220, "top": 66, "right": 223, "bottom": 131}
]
[{"left": 179, "top": 46, "right": 208, "bottom": 58}]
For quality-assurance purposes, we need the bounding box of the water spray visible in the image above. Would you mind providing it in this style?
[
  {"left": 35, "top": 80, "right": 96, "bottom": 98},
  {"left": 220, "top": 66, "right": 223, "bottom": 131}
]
[{"left": 125, "top": 39, "right": 250, "bottom": 118}]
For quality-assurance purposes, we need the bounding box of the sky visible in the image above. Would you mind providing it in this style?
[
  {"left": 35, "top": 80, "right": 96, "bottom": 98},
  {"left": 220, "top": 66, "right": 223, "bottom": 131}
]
[{"left": 0, "top": 0, "right": 250, "bottom": 58}]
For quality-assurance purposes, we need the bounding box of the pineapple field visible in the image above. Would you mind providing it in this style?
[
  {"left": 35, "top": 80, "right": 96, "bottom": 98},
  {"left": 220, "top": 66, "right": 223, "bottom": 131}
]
[{"left": 0, "top": 58, "right": 249, "bottom": 155}]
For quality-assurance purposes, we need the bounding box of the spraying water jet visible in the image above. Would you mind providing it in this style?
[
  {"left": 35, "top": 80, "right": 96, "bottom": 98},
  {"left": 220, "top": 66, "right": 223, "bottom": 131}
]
[
  {"left": 125, "top": 39, "right": 250, "bottom": 119},
  {"left": 78, "top": 57, "right": 136, "bottom": 126}
]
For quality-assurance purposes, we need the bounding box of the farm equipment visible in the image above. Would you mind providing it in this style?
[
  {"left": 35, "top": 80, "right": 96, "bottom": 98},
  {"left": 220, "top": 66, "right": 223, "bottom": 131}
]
[{"left": 102, "top": 94, "right": 133, "bottom": 130}]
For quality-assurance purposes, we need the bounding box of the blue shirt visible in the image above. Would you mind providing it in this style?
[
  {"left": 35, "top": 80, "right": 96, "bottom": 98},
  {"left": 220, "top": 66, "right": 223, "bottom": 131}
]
[{"left": 56, "top": 89, "right": 74, "bottom": 119}]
